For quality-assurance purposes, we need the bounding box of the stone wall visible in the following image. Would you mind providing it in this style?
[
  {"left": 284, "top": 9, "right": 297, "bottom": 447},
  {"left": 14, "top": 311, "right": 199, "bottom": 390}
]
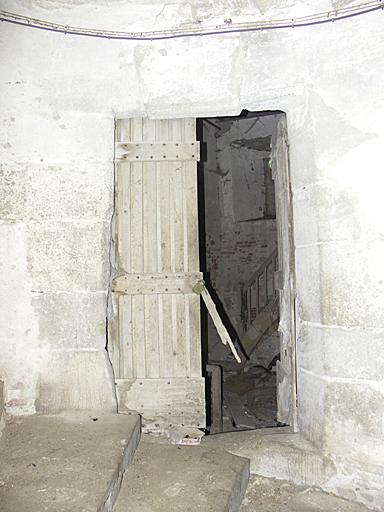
[{"left": 0, "top": 0, "right": 383, "bottom": 507}]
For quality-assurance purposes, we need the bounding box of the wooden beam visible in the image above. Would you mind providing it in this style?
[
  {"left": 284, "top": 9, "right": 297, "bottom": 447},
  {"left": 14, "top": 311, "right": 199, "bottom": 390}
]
[
  {"left": 112, "top": 272, "right": 203, "bottom": 294},
  {"left": 115, "top": 141, "right": 200, "bottom": 162},
  {"left": 206, "top": 364, "right": 223, "bottom": 434},
  {"left": 116, "top": 377, "right": 206, "bottom": 431}
]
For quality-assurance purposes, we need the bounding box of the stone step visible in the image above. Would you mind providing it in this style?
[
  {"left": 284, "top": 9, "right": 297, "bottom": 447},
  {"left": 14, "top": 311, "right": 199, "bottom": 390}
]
[
  {"left": 202, "top": 428, "right": 384, "bottom": 511},
  {"left": 202, "top": 427, "right": 334, "bottom": 488},
  {"left": 0, "top": 411, "right": 141, "bottom": 512},
  {"left": 114, "top": 435, "right": 250, "bottom": 512}
]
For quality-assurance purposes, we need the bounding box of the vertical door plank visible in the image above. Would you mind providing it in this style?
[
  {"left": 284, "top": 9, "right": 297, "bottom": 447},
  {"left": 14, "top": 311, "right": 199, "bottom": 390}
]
[
  {"left": 110, "top": 294, "right": 121, "bottom": 378},
  {"left": 143, "top": 119, "right": 158, "bottom": 273},
  {"left": 174, "top": 294, "right": 187, "bottom": 377},
  {"left": 132, "top": 294, "right": 146, "bottom": 379},
  {"left": 170, "top": 119, "right": 184, "bottom": 272},
  {"left": 183, "top": 118, "right": 200, "bottom": 272},
  {"left": 181, "top": 120, "right": 189, "bottom": 272},
  {"left": 184, "top": 295, "right": 191, "bottom": 376},
  {"left": 116, "top": 163, "right": 131, "bottom": 272},
  {"left": 159, "top": 294, "right": 174, "bottom": 377},
  {"left": 117, "top": 117, "right": 131, "bottom": 141},
  {"left": 130, "top": 118, "right": 144, "bottom": 274},
  {"left": 157, "top": 294, "right": 165, "bottom": 376},
  {"left": 170, "top": 294, "right": 178, "bottom": 376},
  {"left": 119, "top": 294, "right": 134, "bottom": 379},
  {"left": 189, "top": 294, "right": 202, "bottom": 378},
  {"left": 144, "top": 294, "right": 160, "bottom": 378},
  {"left": 156, "top": 120, "right": 171, "bottom": 273},
  {"left": 170, "top": 118, "right": 186, "bottom": 379}
]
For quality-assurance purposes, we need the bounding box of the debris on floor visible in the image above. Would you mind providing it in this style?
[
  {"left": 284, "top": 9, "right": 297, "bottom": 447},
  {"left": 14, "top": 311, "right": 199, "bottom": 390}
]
[
  {"left": 222, "top": 359, "right": 280, "bottom": 431},
  {"left": 208, "top": 320, "right": 281, "bottom": 433},
  {"left": 166, "top": 426, "right": 205, "bottom": 446}
]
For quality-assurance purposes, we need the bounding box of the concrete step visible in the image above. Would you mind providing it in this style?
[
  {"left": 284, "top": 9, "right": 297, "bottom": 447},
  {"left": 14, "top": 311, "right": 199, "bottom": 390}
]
[
  {"left": 0, "top": 411, "right": 141, "bottom": 512},
  {"left": 114, "top": 434, "right": 250, "bottom": 512}
]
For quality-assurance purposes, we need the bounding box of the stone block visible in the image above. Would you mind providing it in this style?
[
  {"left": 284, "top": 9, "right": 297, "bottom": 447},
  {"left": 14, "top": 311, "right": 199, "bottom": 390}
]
[
  {"left": 289, "top": 92, "right": 381, "bottom": 192},
  {"left": 319, "top": 239, "right": 384, "bottom": 328},
  {"left": 298, "top": 322, "right": 384, "bottom": 381},
  {"left": 326, "top": 456, "right": 384, "bottom": 510},
  {"left": 0, "top": 162, "right": 113, "bottom": 222},
  {"left": 0, "top": 165, "right": 27, "bottom": 219},
  {"left": 0, "top": 110, "right": 113, "bottom": 164},
  {"left": 202, "top": 428, "right": 336, "bottom": 489},
  {"left": 36, "top": 350, "right": 117, "bottom": 413},
  {"left": 323, "top": 380, "right": 384, "bottom": 466},
  {"left": 0, "top": 221, "right": 42, "bottom": 415},
  {"left": 295, "top": 239, "right": 384, "bottom": 328},
  {"left": 287, "top": 101, "right": 318, "bottom": 193},
  {"left": 298, "top": 371, "right": 384, "bottom": 466},
  {"left": 293, "top": 180, "right": 375, "bottom": 247},
  {"left": 115, "top": 437, "right": 249, "bottom": 512},
  {"left": 297, "top": 370, "right": 326, "bottom": 449},
  {"left": 0, "top": 412, "right": 141, "bottom": 512},
  {"left": 241, "top": 29, "right": 304, "bottom": 107},
  {"left": 135, "top": 36, "right": 242, "bottom": 117},
  {"left": 27, "top": 220, "right": 110, "bottom": 292},
  {"left": 295, "top": 244, "right": 322, "bottom": 324},
  {"left": 0, "top": 22, "right": 141, "bottom": 115},
  {"left": 32, "top": 291, "right": 107, "bottom": 350},
  {"left": 204, "top": 427, "right": 384, "bottom": 510}
]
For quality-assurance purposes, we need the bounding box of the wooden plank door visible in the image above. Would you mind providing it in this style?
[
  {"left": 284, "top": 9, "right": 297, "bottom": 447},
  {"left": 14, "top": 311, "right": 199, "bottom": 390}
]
[
  {"left": 109, "top": 118, "right": 205, "bottom": 432},
  {"left": 271, "top": 116, "right": 298, "bottom": 429}
]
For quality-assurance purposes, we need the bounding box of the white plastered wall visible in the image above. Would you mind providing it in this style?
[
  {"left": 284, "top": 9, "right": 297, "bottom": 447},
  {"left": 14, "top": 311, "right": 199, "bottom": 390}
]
[{"left": 0, "top": 0, "right": 383, "bottom": 508}]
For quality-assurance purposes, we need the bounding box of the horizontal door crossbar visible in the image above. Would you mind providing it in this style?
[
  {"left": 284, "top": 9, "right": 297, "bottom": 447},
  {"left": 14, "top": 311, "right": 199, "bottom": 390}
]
[
  {"left": 115, "top": 141, "right": 200, "bottom": 162},
  {"left": 112, "top": 272, "right": 203, "bottom": 294}
]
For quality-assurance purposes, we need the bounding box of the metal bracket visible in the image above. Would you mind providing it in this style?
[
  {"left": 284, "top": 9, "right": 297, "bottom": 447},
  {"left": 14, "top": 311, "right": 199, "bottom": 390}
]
[{"left": 192, "top": 280, "right": 205, "bottom": 294}]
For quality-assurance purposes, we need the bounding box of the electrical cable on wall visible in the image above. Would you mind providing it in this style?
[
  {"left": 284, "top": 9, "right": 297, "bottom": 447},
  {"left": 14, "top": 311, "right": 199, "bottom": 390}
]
[{"left": 0, "top": 1, "right": 383, "bottom": 41}]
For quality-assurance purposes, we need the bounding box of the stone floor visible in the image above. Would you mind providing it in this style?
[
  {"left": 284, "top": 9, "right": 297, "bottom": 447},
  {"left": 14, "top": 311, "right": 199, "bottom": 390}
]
[
  {"left": 0, "top": 415, "right": 376, "bottom": 512},
  {"left": 115, "top": 434, "right": 372, "bottom": 512},
  {"left": 241, "top": 475, "right": 373, "bottom": 512}
]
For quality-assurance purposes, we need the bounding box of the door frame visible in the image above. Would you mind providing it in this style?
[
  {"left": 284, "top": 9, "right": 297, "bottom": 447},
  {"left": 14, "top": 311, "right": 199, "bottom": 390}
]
[
  {"left": 271, "top": 114, "right": 298, "bottom": 431},
  {"left": 196, "top": 111, "right": 298, "bottom": 431}
]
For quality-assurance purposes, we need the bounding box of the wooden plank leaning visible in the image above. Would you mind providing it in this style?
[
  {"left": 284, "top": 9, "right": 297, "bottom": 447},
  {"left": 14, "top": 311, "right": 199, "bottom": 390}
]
[{"left": 192, "top": 280, "right": 241, "bottom": 364}]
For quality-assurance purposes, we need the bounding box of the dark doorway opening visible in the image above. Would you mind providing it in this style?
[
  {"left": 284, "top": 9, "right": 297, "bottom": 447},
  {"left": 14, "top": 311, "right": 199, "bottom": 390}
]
[{"left": 198, "top": 110, "right": 285, "bottom": 433}]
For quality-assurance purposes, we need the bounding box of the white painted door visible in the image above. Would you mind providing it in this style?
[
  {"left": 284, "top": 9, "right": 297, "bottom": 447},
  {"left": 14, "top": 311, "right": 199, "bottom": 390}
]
[
  {"left": 271, "top": 117, "right": 297, "bottom": 428},
  {"left": 109, "top": 118, "right": 205, "bottom": 431}
]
